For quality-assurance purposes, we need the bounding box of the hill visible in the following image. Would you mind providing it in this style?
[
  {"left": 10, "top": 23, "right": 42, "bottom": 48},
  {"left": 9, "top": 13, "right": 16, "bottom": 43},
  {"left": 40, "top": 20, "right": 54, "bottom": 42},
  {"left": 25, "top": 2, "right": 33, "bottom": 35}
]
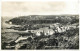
[{"left": 6, "top": 15, "right": 79, "bottom": 25}]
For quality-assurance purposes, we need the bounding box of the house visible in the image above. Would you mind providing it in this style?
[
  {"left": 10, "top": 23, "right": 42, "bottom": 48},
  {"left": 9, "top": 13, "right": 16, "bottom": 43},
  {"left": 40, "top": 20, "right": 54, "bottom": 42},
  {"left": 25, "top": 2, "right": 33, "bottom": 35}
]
[
  {"left": 9, "top": 22, "right": 12, "bottom": 24},
  {"left": 36, "top": 31, "right": 41, "bottom": 36}
]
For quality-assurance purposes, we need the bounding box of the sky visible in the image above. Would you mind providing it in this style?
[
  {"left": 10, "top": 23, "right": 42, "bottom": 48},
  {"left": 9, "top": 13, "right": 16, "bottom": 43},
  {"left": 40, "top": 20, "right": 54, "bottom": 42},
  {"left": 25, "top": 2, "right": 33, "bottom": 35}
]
[{"left": 1, "top": 0, "right": 79, "bottom": 17}]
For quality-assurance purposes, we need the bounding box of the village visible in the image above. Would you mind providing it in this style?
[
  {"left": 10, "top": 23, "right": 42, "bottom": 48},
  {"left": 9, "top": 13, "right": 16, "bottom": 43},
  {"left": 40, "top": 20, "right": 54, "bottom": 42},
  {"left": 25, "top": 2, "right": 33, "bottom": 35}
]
[
  {"left": 2, "top": 22, "right": 79, "bottom": 49},
  {"left": 2, "top": 15, "right": 79, "bottom": 49}
]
